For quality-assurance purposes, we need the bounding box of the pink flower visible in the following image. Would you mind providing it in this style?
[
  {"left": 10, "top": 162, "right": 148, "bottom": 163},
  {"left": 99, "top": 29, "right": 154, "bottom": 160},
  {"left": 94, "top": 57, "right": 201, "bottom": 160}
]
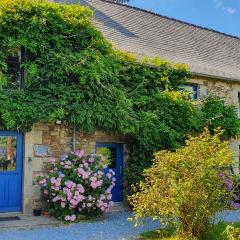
[
  {"left": 107, "top": 194, "right": 112, "bottom": 200},
  {"left": 49, "top": 158, "right": 56, "bottom": 164},
  {"left": 77, "top": 184, "right": 85, "bottom": 193},
  {"left": 61, "top": 202, "right": 66, "bottom": 208},
  {"left": 106, "top": 173, "right": 112, "bottom": 179},
  {"left": 88, "top": 157, "right": 94, "bottom": 163},
  {"left": 90, "top": 176, "right": 97, "bottom": 182},
  {"left": 65, "top": 215, "right": 76, "bottom": 222},
  {"left": 70, "top": 215, "right": 76, "bottom": 222},
  {"left": 90, "top": 181, "right": 98, "bottom": 189},
  {"left": 74, "top": 150, "right": 84, "bottom": 158},
  {"left": 83, "top": 162, "right": 88, "bottom": 168},
  {"left": 88, "top": 195, "right": 93, "bottom": 201},
  {"left": 77, "top": 168, "right": 84, "bottom": 175},
  {"left": 109, "top": 169, "right": 115, "bottom": 175},
  {"left": 65, "top": 180, "right": 76, "bottom": 189},
  {"left": 64, "top": 165, "right": 71, "bottom": 169},
  {"left": 39, "top": 179, "right": 47, "bottom": 185}
]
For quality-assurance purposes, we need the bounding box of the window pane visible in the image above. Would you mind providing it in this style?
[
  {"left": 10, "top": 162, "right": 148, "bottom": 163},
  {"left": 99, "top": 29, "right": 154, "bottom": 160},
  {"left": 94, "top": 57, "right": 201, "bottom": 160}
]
[
  {"left": 96, "top": 146, "right": 116, "bottom": 169},
  {"left": 6, "top": 55, "right": 20, "bottom": 89},
  {"left": 180, "top": 84, "right": 198, "bottom": 99},
  {"left": 0, "top": 136, "right": 17, "bottom": 172}
]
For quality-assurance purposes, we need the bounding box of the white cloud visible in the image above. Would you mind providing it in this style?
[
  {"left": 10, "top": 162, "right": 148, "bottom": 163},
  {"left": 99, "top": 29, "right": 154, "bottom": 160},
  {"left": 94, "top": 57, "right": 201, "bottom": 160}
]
[
  {"left": 213, "top": 0, "right": 237, "bottom": 15},
  {"left": 224, "top": 7, "right": 237, "bottom": 15}
]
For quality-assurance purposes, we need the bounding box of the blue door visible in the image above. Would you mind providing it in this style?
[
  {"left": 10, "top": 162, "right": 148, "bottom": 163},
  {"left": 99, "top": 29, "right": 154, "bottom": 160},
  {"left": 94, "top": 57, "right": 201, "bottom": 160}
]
[
  {"left": 96, "top": 143, "right": 124, "bottom": 202},
  {"left": 0, "top": 131, "right": 23, "bottom": 212}
]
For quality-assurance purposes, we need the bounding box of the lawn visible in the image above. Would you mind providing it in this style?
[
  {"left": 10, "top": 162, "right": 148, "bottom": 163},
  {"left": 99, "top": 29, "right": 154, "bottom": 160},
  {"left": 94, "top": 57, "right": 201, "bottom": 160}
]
[{"left": 137, "top": 222, "right": 240, "bottom": 240}]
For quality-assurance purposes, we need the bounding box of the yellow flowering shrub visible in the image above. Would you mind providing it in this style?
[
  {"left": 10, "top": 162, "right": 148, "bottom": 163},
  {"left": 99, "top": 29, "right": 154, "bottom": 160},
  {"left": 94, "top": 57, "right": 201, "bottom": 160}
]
[{"left": 129, "top": 129, "right": 234, "bottom": 239}]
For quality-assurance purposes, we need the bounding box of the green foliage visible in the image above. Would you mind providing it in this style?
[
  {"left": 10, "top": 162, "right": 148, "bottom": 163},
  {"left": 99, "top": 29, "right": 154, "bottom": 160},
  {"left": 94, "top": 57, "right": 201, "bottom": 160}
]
[
  {"left": 199, "top": 96, "right": 240, "bottom": 138},
  {"left": 225, "top": 225, "right": 240, "bottom": 240},
  {"left": 129, "top": 129, "right": 234, "bottom": 239},
  {"left": 137, "top": 222, "right": 240, "bottom": 240},
  {"left": 125, "top": 90, "right": 199, "bottom": 194},
  {"left": 0, "top": 0, "right": 239, "bottom": 195}
]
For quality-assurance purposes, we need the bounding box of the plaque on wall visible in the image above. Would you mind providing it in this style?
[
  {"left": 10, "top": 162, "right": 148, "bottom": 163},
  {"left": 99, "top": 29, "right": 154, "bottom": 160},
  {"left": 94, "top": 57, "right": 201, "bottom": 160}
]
[{"left": 33, "top": 145, "right": 51, "bottom": 157}]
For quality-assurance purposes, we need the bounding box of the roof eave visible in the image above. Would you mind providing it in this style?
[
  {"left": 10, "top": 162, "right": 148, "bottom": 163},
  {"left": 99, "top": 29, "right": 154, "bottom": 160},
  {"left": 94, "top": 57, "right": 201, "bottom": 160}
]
[{"left": 191, "top": 71, "right": 240, "bottom": 83}]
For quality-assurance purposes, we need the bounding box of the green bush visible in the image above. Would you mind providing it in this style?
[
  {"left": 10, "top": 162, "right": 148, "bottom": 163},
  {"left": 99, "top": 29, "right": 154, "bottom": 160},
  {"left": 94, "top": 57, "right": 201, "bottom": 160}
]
[
  {"left": 200, "top": 96, "right": 240, "bottom": 138},
  {"left": 129, "top": 129, "right": 234, "bottom": 239}
]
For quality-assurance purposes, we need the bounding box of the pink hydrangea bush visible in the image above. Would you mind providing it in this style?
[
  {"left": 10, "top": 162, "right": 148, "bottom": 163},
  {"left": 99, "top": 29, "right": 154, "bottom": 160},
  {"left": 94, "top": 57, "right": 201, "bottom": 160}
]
[{"left": 37, "top": 150, "right": 115, "bottom": 222}]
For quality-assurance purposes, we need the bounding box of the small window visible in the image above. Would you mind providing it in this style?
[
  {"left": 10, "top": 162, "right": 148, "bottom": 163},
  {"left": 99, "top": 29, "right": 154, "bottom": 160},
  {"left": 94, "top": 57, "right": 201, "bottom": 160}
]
[
  {"left": 6, "top": 54, "right": 20, "bottom": 89},
  {"left": 96, "top": 146, "right": 116, "bottom": 169},
  {"left": 4, "top": 48, "right": 25, "bottom": 90},
  {"left": 0, "top": 136, "right": 17, "bottom": 172},
  {"left": 180, "top": 84, "right": 199, "bottom": 99}
]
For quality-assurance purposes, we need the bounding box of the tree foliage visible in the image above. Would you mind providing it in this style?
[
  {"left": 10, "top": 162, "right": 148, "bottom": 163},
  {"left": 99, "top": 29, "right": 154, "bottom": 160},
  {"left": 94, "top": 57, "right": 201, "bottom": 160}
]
[
  {"left": 199, "top": 96, "right": 240, "bottom": 138},
  {"left": 129, "top": 129, "right": 234, "bottom": 239}
]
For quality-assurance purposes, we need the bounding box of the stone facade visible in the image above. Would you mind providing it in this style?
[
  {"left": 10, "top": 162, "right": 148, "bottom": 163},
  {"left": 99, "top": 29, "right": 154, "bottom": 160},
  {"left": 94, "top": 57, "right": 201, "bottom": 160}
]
[{"left": 23, "top": 123, "right": 127, "bottom": 215}]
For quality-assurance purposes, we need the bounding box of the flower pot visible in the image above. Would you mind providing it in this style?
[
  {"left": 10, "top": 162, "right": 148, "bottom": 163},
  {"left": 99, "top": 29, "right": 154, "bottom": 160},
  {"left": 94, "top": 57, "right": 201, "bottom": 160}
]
[
  {"left": 33, "top": 209, "right": 42, "bottom": 216},
  {"left": 42, "top": 210, "right": 49, "bottom": 217}
]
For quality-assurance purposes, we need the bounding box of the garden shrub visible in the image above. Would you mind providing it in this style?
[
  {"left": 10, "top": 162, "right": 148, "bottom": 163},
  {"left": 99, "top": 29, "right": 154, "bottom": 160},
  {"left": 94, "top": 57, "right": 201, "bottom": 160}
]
[
  {"left": 225, "top": 225, "right": 240, "bottom": 240},
  {"left": 200, "top": 96, "right": 240, "bottom": 138},
  {"left": 37, "top": 150, "right": 115, "bottom": 221},
  {"left": 129, "top": 129, "right": 234, "bottom": 239}
]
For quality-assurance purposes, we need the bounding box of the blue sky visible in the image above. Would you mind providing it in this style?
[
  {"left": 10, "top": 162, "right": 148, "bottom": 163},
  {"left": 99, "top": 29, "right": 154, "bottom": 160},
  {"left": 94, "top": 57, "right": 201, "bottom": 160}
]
[{"left": 127, "top": 0, "right": 239, "bottom": 37}]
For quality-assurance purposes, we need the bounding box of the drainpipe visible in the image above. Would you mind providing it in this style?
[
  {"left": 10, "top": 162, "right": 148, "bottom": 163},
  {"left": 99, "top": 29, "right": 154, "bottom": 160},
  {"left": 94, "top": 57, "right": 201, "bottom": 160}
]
[{"left": 73, "top": 124, "right": 76, "bottom": 152}]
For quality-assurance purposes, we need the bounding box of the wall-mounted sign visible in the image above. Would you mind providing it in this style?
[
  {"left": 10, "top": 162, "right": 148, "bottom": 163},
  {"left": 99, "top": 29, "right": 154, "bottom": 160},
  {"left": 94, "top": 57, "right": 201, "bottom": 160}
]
[{"left": 33, "top": 145, "right": 51, "bottom": 157}]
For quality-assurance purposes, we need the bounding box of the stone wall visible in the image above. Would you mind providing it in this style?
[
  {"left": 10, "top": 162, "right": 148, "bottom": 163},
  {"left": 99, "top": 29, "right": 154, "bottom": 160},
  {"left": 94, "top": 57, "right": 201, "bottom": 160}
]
[{"left": 23, "top": 123, "right": 127, "bottom": 215}]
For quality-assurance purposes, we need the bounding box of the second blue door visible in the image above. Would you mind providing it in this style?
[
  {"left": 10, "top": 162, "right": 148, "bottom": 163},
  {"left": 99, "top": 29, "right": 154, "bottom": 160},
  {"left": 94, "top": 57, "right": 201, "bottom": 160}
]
[
  {"left": 0, "top": 131, "right": 23, "bottom": 212},
  {"left": 96, "top": 143, "right": 124, "bottom": 202}
]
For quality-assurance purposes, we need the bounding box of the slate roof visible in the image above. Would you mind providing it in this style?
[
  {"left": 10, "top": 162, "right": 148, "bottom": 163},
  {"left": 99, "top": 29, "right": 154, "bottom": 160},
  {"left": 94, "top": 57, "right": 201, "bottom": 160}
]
[{"left": 59, "top": 0, "right": 240, "bottom": 82}]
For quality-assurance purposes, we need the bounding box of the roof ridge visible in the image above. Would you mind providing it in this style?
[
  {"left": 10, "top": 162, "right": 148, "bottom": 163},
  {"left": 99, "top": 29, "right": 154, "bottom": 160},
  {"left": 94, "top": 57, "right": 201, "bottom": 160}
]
[{"left": 99, "top": 0, "right": 240, "bottom": 40}]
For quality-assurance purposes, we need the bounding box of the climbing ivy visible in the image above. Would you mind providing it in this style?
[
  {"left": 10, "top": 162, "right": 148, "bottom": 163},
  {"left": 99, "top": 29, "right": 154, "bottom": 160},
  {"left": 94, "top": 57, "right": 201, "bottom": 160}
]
[{"left": 0, "top": 0, "right": 239, "bottom": 193}]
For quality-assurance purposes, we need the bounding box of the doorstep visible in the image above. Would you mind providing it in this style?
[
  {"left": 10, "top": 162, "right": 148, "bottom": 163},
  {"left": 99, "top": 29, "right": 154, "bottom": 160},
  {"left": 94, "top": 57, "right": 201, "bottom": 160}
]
[
  {"left": 0, "top": 213, "right": 60, "bottom": 231},
  {"left": 111, "top": 202, "right": 131, "bottom": 212}
]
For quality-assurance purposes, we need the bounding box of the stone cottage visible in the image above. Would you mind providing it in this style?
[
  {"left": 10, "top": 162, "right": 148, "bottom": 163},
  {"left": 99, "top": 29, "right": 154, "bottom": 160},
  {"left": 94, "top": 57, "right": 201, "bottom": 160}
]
[{"left": 1, "top": 0, "right": 240, "bottom": 214}]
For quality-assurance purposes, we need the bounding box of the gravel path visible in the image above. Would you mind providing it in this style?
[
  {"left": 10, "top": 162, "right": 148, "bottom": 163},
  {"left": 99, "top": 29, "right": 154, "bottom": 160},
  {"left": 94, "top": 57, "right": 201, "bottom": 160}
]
[
  {"left": 0, "top": 210, "right": 240, "bottom": 240},
  {"left": 0, "top": 211, "right": 159, "bottom": 240}
]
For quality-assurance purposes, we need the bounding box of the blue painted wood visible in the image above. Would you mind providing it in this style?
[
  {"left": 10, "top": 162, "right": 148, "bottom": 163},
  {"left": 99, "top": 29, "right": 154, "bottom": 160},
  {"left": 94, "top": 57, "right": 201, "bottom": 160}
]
[
  {"left": 96, "top": 143, "right": 124, "bottom": 202},
  {"left": 0, "top": 131, "right": 23, "bottom": 212}
]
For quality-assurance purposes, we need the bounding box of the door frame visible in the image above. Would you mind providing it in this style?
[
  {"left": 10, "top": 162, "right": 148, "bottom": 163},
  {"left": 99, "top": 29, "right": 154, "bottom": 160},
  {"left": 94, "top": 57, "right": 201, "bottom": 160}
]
[{"left": 0, "top": 131, "right": 24, "bottom": 213}]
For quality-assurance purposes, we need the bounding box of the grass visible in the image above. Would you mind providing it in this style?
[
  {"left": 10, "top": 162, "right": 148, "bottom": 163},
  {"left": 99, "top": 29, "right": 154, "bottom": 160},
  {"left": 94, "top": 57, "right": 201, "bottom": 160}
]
[{"left": 137, "top": 222, "right": 240, "bottom": 240}]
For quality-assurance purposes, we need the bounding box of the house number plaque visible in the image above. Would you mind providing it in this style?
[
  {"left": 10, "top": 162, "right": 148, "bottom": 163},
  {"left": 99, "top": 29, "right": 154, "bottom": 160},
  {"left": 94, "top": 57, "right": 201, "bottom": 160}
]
[{"left": 33, "top": 145, "right": 51, "bottom": 157}]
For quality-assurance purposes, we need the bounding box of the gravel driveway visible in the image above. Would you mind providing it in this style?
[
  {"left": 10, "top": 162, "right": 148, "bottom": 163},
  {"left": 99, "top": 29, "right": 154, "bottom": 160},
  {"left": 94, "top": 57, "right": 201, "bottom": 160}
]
[
  {"left": 0, "top": 211, "right": 159, "bottom": 240},
  {"left": 0, "top": 210, "right": 240, "bottom": 240}
]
